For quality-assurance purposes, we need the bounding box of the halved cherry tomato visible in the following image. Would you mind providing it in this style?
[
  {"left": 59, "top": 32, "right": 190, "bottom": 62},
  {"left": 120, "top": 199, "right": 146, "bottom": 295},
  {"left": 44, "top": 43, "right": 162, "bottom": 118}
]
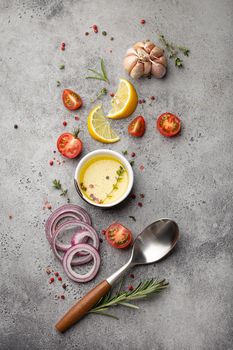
[
  {"left": 62, "top": 89, "right": 82, "bottom": 111},
  {"left": 105, "top": 223, "right": 132, "bottom": 249},
  {"left": 57, "top": 130, "right": 82, "bottom": 158},
  {"left": 157, "top": 112, "right": 181, "bottom": 137},
  {"left": 128, "top": 116, "right": 146, "bottom": 137}
]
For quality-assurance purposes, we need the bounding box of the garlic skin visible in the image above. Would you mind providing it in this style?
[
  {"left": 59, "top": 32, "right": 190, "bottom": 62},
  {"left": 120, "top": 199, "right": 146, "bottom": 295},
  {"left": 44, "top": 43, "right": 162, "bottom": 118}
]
[{"left": 123, "top": 40, "right": 167, "bottom": 79}]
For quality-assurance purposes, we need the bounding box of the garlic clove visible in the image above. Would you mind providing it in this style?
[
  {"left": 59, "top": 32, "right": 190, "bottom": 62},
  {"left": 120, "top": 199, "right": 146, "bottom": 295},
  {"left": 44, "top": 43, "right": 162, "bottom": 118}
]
[
  {"left": 143, "top": 61, "right": 152, "bottom": 76},
  {"left": 123, "top": 55, "right": 138, "bottom": 73},
  {"left": 136, "top": 48, "right": 149, "bottom": 61},
  {"left": 151, "top": 62, "right": 166, "bottom": 78},
  {"left": 130, "top": 61, "right": 144, "bottom": 79},
  {"left": 126, "top": 47, "right": 137, "bottom": 56},
  {"left": 133, "top": 41, "right": 145, "bottom": 50},
  {"left": 155, "top": 55, "right": 167, "bottom": 67},
  {"left": 144, "top": 41, "right": 155, "bottom": 53},
  {"left": 150, "top": 46, "right": 164, "bottom": 59}
]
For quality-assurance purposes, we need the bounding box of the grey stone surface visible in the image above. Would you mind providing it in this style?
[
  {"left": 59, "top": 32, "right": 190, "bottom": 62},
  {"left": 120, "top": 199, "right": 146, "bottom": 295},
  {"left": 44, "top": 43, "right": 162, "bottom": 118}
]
[{"left": 0, "top": 0, "right": 233, "bottom": 349}]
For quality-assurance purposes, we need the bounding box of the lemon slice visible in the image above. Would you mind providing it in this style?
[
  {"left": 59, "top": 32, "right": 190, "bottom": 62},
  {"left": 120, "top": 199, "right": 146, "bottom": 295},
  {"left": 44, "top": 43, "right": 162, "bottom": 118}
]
[
  {"left": 107, "top": 78, "right": 138, "bottom": 119},
  {"left": 87, "top": 105, "right": 120, "bottom": 143}
]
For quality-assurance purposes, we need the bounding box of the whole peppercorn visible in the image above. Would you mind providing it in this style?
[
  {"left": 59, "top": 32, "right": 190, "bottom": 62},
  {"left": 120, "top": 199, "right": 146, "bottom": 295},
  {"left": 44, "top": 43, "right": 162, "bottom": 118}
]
[
  {"left": 85, "top": 32, "right": 89, "bottom": 36},
  {"left": 150, "top": 95, "right": 155, "bottom": 100},
  {"left": 131, "top": 194, "right": 136, "bottom": 199},
  {"left": 14, "top": 124, "right": 18, "bottom": 129},
  {"left": 138, "top": 202, "right": 143, "bottom": 207},
  {"left": 102, "top": 31, "right": 107, "bottom": 36},
  {"left": 60, "top": 294, "right": 65, "bottom": 299}
]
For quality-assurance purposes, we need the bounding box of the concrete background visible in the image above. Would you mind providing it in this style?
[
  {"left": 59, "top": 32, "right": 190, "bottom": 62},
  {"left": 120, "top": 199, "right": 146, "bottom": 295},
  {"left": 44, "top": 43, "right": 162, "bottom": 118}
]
[{"left": 0, "top": 0, "right": 232, "bottom": 349}]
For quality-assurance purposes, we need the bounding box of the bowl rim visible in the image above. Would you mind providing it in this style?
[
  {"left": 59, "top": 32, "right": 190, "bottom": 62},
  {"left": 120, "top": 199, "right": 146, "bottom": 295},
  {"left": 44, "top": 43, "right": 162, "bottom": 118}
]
[{"left": 74, "top": 149, "right": 134, "bottom": 208}]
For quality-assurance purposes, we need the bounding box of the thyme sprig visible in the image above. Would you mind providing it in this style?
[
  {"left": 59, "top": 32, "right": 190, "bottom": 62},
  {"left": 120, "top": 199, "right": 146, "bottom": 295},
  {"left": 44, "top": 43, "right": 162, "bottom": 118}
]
[
  {"left": 100, "top": 165, "right": 125, "bottom": 204},
  {"left": 90, "top": 87, "right": 108, "bottom": 103},
  {"left": 158, "top": 34, "right": 190, "bottom": 68},
  {"left": 52, "top": 179, "right": 68, "bottom": 197},
  {"left": 89, "top": 278, "right": 168, "bottom": 319},
  {"left": 86, "top": 58, "right": 109, "bottom": 82}
]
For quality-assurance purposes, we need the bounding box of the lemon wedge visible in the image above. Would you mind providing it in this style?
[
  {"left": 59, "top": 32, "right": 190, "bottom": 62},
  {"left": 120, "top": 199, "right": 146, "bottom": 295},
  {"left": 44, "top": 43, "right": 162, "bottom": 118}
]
[
  {"left": 107, "top": 78, "right": 138, "bottom": 119},
  {"left": 87, "top": 105, "right": 120, "bottom": 143}
]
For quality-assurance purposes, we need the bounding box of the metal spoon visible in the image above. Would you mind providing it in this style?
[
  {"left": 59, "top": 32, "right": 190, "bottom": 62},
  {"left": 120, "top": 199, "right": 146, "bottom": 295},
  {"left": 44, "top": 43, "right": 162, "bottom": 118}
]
[{"left": 55, "top": 218, "right": 179, "bottom": 333}]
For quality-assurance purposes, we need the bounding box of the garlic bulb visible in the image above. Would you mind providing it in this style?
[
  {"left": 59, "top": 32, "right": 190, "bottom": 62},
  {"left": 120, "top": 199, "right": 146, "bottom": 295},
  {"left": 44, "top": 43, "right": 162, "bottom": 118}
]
[{"left": 123, "top": 40, "right": 167, "bottom": 79}]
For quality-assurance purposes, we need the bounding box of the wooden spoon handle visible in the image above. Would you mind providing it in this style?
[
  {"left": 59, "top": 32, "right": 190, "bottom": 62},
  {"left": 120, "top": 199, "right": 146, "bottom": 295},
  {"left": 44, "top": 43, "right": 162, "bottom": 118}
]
[{"left": 55, "top": 280, "right": 111, "bottom": 333}]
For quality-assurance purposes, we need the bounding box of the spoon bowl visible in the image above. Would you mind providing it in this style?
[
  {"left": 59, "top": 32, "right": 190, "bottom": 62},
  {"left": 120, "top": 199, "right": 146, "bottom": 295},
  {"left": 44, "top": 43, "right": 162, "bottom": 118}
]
[{"left": 131, "top": 219, "right": 179, "bottom": 265}]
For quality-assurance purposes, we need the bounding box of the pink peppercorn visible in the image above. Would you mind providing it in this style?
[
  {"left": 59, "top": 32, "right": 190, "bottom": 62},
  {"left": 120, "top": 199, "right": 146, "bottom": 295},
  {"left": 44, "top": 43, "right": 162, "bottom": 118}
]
[
  {"left": 101, "top": 229, "right": 106, "bottom": 235},
  {"left": 75, "top": 116, "right": 80, "bottom": 121},
  {"left": 142, "top": 98, "right": 146, "bottom": 103},
  {"left": 54, "top": 272, "right": 59, "bottom": 277},
  {"left": 131, "top": 194, "right": 136, "bottom": 199},
  {"left": 110, "top": 92, "right": 115, "bottom": 97},
  {"left": 49, "top": 160, "right": 53, "bottom": 166},
  {"left": 150, "top": 96, "right": 155, "bottom": 100},
  {"left": 140, "top": 19, "right": 146, "bottom": 24},
  {"left": 140, "top": 194, "right": 145, "bottom": 198},
  {"left": 138, "top": 202, "right": 143, "bottom": 207},
  {"left": 92, "top": 25, "right": 98, "bottom": 33},
  {"left": 130, "top": 274, "right": 134, "bottom": 278},
  {"left": 60, "top": 295, "right": 65, "bottom": 299},
  {"left": 49, "top": 277, "right": 54, "bottom": 284},
  {"left": 58, "top": 276, "right": 62, "bottom": 281},
  {"left": 138, "top": 99, "right": 142, "bottom": 104},
  {"left": 140, "top": 165, "right": 145, "bottom": 171},
  {"left": 63, "top": 121, "right": 67, "bottom": 126},
  {"left": 128, "top": 285, "right": 134, "bottom": 291},
  {"left": 131, "top": 152, "right": 136, "bottom": 157}
]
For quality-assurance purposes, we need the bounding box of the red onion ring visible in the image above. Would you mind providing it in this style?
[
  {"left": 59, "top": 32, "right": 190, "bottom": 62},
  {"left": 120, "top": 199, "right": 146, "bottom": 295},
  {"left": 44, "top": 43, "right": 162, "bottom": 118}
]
[
  {"left": 70, "top": 230, "right": 100, "bottom": 256},
  {"left": 51, "top": 220, "right": 99, "bottom": 266},
  {"left": 45, "top": 204, "right": 91, "bottom": 251},
  {"left": 63, "top": 244, "right": 100, "bottom": 282}
]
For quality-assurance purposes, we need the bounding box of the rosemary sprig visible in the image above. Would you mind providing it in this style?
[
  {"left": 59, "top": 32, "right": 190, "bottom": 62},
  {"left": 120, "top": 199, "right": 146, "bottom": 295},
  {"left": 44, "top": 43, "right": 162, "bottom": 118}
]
[
  {"left": 100, "top": 165, "right": 125, "bottom": 204},
  {"left": 89, "top": 279, "right": 168, "bottom": 319},
  {"left": 90, "top": 87, "right": 108, "bottom": 103},
  {"left": 86, "top": 58, "right": 109, "bottom": 82},
  {"left": 158, "top": 34, "right": 190, "bottom": 68},
  {"left": 52, "top": 179, "right": 68, "bottom": 197}
]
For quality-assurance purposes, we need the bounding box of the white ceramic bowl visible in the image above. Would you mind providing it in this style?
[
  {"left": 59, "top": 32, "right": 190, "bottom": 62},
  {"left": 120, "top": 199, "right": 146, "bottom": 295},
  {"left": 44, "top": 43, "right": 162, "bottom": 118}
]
[{"left": 74, "top": 149, "right": 134, "bottom": 208}]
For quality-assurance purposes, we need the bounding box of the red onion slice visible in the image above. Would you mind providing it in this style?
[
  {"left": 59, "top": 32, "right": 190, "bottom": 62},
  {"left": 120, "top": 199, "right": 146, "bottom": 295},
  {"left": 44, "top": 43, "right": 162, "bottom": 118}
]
[
  {"left": 70, "top": 230, "right": 100, "bottom": 257},
  {"left": 45, "top": 204, "right": 91, "bottom": 250},
  {"left": 51, "top": 220, "right": 99, "bottom": 266},
  {"left": 63, "top": 244, "right": 100, "bottom": 282},
  {"left": 56, "top": 227, "right": 89, "bottom": 253}
]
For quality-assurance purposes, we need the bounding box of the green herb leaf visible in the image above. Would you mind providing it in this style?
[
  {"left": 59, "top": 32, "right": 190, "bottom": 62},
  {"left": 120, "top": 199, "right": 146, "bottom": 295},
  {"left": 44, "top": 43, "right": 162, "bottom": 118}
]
[
  {"left": 175, "top": 57, "right": 183, "bottom": 67},
  {"left": 59, "top": 64, "right": 65, "bottom": 70},
  {"left": 89, "top": 279, "right": 168, "bottom": 319},
  {"left": 130, "top": 160, "right": 134, "bottom": 166},
  {"left": 122, "top": 150, "right": 128, "bottom": 155},
  {"left": 129, "top": 215, "right": 136, "bottom": 222},
  {"left": 158, "top": 33, "right": 189, "bottom": 68},
  {"left": 53, "top": 179, "right": 68, "bottom": 197},
  {"left": 100, "top": 58, "right": 109, "bottom": 82},
  {"left": 86, "top": 58, "right": 109, "bottom": 82}
]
